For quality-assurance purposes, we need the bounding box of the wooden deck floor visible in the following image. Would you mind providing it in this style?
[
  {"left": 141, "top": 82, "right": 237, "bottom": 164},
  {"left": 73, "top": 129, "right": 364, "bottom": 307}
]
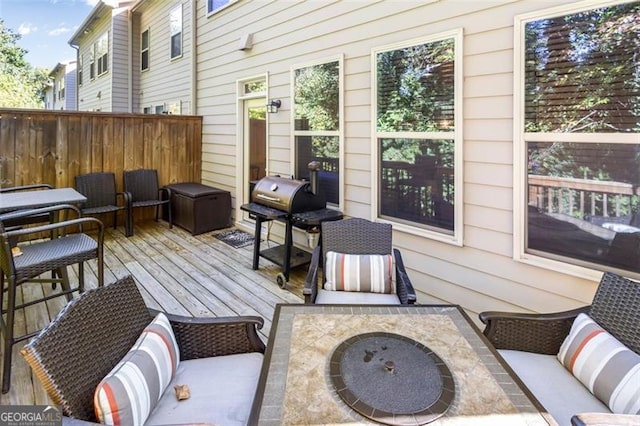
[{"left": 1, "top": 221, "right": 306, "bottom": 405}]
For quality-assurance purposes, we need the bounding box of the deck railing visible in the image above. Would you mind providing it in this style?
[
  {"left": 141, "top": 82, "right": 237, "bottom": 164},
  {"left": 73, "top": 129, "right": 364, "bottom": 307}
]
[{"left": 528, "top": 174, "right": 638, "bottom": 219}]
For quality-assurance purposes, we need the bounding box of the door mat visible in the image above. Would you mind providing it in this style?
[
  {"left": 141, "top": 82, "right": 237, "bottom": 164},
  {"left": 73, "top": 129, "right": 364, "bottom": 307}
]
[{"left": 214, "top": 229, "right": 255, "bottom": 249}]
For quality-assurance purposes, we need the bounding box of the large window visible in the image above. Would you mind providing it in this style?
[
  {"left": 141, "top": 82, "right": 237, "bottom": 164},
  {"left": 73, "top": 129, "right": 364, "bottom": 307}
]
[
  {"left": 293, "top": 59, "right": 342, "bottom": 206},
  {"left": 373, "top": 30, "right": 463, "bottom": 243},
  {"left": 516, "top": 1, "right": 640, "bottom": 275},
  {"left": 96, "top": 32, "right": 108, "bottom": 76},
  {"left": 141, "top": 29, "right": 150, "bottom": 71},
  {"left": 170, "top": 5, "right": 182, "bottom": 59}
]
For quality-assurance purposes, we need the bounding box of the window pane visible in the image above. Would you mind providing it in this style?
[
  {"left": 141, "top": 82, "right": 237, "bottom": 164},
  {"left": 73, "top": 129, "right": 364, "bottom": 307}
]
[
  {"left": 244, "top": 81, "right": 265, "bottom": 94},
  {"left": 294, "top": 61, "right": 339, "bottom": 131},
  {"left": 524, "top": 3, "right": 640, "bottom": 133},
  {"left": 377, "top": 39, "right": 455, "bottom": 132},
  {"left": 208, "top": 0, "right": 230, "bottom": 13},
  {"left": 171, "top": 34, "right": 182, "bottom": 58},
  {"left": 379, "top": 138, "right": 454, "bottom": 231},
  {"left": 295, "top": 136, "right": 339, "bottom": 205},
  {"left": 141, "top": 30, "right": 149, "bottom": 50},
  {"left": 527, "top": 141, "right": 640, "bottom": 272},
  {"left": 142, "top": 51, "right": 149, "bottom": 70}
]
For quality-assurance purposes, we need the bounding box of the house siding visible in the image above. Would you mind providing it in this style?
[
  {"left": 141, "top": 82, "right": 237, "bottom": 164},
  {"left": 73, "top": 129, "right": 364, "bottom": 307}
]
[
  {"left": 134, "top": 0, "right": 193, "bottom": 115},
  {"left": 195, "top": 0, "right": 603, "bottom": 320},
  {"left": 64, "top": 65, "right": 77, "bottom": 110},
  {"left": 111, "top": 6, "right": 131, "bottom": 112},
  {"left": 74, "top": 3, "right": 132, "bottom": 112},
  {"left": 76, "top": 11, "right": 114, "bottom": 112}
]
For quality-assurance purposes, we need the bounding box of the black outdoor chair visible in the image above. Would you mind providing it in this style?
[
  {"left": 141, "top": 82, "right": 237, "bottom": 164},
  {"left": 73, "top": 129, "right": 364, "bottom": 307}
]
[
  {"left": 75, "top": 172, "right": 133, "bottom": 237},
  {"left": 303, "top": 217, "right": 417, "bottom": 304},
  {"left": 0, "top": 204, "right": 104, "bottom": 393},
  {"left": 123, "top": 169, "right": 172, "bottom": 230}
]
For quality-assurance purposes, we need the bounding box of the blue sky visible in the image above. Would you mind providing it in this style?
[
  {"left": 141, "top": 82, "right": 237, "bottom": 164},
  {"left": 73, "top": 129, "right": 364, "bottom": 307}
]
[{"left": 1, "top": 0, "right": 96, "bottom": 69}]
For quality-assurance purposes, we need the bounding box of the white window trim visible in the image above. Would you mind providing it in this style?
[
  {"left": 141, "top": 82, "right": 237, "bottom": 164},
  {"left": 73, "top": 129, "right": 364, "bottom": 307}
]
[
  {"left": 290, "top": 54, "right": 345, "bottom": 210},
  {"left": 371, "top": 29, "right": 464, "bottom": 246},
  {"left": 170, "top": 4, "right": 183, "bottom": 60},
  {"left": 512, "top": 0, "right": 635, "bottom": 282},
  {"left": 206, "top": 0, "right": 236, "bottom": 17}
]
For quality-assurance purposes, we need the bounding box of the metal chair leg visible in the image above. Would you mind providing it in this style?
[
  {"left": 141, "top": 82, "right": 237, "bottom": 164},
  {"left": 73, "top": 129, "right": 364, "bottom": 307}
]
[{"left": 2, "top": 278, "right": 17, "bottom": 394}]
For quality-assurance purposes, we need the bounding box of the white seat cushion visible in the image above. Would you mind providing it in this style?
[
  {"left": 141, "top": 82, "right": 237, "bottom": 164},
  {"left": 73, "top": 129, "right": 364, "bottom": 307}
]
[
  {"left": 499, "top": 349, "right": 610, "bottom": 426},
  {"left": 145, "top": 352, "right": 263, "bottom": 426},
  {"left": 315, "top": 288, "right": 400, "bottom": 304}
]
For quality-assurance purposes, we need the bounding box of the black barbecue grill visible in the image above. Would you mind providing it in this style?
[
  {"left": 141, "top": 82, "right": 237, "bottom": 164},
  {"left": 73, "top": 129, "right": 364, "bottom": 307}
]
[{"left": 240, "top": 162, "right": 343, "bottom": 288}]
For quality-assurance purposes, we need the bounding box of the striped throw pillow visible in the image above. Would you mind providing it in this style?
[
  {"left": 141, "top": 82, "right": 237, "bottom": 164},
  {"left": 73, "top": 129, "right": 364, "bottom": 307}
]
[
  {"left": 94, "top": 313, "right": 180, "bottom": 425},
  {"left": 558, "top": 313, "right": 640, "bottom": 415},
  {"left": 324, "top": 251, "right": 395, "bottom": 294}
]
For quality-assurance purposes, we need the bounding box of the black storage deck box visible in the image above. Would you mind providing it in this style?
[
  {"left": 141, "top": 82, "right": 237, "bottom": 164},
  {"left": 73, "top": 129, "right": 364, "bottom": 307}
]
[{"left": 165, "top": 183, "right": 231, "bottom": 235}]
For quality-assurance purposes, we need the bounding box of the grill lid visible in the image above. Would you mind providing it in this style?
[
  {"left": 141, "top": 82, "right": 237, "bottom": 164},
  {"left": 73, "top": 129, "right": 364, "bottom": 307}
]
[{"left": 251, "top": 176, "right": 325, "bottom": 213}]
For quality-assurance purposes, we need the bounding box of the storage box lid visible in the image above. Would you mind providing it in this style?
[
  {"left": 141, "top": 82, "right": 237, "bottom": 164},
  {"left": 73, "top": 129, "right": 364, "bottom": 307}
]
[{"left": 166, "top": 183, "right": 228, "bottom": 198}]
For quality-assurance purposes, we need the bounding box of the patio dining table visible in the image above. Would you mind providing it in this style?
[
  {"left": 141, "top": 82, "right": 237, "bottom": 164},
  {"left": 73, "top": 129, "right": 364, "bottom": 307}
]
[
  {"left": 0, "top": 187, "right": 86, "bottom": 214},
  {"left": 250, "top": 304, "right": 553, "bottom": 426}
]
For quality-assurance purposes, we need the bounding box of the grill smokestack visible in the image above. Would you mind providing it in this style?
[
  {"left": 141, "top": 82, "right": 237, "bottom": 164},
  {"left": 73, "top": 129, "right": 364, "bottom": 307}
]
[{"left": 308, "top": 161, "right": 321, "bottom": 195}]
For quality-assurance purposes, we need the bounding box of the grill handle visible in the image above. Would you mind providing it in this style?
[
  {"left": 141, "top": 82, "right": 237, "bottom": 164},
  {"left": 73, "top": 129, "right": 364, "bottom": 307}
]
[{"left": 256, "top": 193, "right": 281, "bottom": 203}]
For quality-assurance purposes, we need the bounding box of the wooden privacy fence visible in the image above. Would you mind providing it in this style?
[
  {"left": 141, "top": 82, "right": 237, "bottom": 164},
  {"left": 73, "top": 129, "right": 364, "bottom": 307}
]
[{"left": 0, "top": 108, "right": 202, "bottom": 224}]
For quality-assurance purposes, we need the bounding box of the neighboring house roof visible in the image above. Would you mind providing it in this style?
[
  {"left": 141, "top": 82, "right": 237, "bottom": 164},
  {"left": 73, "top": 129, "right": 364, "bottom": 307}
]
[
  {"left": 49, "top": 60, "right": 77, "bottom": 78},
  {"left": 68, "top": 0, "right": 134, "bottom": 46}
]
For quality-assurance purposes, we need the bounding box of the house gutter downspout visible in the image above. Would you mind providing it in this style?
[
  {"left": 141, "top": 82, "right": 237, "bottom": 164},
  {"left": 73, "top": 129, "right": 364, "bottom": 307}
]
[
  {"left": 127, "top": 9, "right": 133, "bottom": 113},
  {"left": 70, "top": 44, "right": 80, "bottom": 110},
  {"left": 190, "top": 0, "right": 196, "bottom": 115}
]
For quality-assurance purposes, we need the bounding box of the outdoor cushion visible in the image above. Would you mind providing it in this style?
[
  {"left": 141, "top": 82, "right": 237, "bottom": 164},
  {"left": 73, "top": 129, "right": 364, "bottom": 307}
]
[
  {"left": 558, "top": 313, "right": 640, "bottom": 415},
  {"left": 144, "top": 352, "right": 263, "bottom": 426},
  {"left": 94, "top": 313, "right": 180, "bottom": 425},
  {"left": 499, "top": 349, "right": 609, "bottom": 426},
  {"left": 315, "top": 289, "right": 400, "bottom": 305},
  {"left": 324, "top": 252, "right": 395, "bottom": 293}
]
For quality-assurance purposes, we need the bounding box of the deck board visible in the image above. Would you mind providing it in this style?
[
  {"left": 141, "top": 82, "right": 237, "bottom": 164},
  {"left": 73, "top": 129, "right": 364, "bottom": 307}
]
[{"left": 0, "top": 221, "right": 307, "bottom": 405}]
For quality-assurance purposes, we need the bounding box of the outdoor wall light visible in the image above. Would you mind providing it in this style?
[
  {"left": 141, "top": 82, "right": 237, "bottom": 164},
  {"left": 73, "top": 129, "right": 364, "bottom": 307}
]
[{"left": 267, "top": 99, "right": 281, "bottom": 113}]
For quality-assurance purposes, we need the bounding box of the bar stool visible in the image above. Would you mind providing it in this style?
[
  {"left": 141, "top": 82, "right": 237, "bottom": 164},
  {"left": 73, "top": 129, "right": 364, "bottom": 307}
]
[{"left": 0, "top": 204, "right": 104, "bottom": 393}]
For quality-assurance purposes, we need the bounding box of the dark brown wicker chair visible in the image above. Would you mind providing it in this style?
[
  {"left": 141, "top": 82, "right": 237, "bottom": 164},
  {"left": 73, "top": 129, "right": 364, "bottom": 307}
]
[
  {"left": 303, "top": 217, "right": 417, "bottom": 304},
  {"left": 21, "top": 275, "right": 265, "bottom": 423},
  {"left": 123, "top": 169, "right": 172, "bottom": 229},
  {"left": 75, "top": 172, "right": 132, "bottom": 237},
  {"left": 0, "top": 204, "right": 104, "bottom": 393},
  {"left": 479, "top": 272, "right": 640, "bottom": 426}
]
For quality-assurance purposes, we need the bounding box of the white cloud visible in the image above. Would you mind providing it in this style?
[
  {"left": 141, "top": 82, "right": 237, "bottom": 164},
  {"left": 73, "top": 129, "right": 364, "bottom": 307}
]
[
  {"left": 85, "top": 0, "right": 100, "bottom": 6},
  {"left": 49, "top": 26, "right": 71, "bottom": 36},
  {"left": 18, "top": 23, "right": 37, "bottom": 36}
]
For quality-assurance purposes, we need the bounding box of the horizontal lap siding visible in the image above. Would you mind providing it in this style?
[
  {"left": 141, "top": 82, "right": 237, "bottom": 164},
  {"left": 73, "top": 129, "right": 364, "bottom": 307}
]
[
  {"left": 111, "top": 8, "right": 131, "bottom": 112},
  {"left": 77, "top": 12, "right": 113, "bottom": 112},
  {"left": 196, "top": 0, "right": 599, "bottom": 321},
  {"left": 136, "top": 0, "right": 193, "bottom": 114}
]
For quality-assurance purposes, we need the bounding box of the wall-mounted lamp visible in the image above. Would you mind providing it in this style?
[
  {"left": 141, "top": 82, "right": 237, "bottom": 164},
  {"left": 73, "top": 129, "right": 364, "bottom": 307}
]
[
  {"left": 96, "top": 91, "right": 101, "bottom": 99},
  {"left": 266, "top": 99, "right": 281, "bottom": 114}
]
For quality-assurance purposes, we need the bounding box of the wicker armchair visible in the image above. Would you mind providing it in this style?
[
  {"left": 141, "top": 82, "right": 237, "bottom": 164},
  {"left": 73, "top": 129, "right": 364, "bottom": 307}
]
[
  {"left": 479, "top": 272, "right": 640, "bottom": 426},
  {"left": 0, "top": 204, "right": 104, "bottom": 393},
  {"left": 123, "top": 169, "right": 172, "bottom": 230},
  {"left": 303, "top": 217, "right": 417, "bottom": 304},
  {"left": 75, "top": 172, "right": 133, "bottom": 237},
  {"left": 21, "top": 275, "right": 266, "bottom": 424}
]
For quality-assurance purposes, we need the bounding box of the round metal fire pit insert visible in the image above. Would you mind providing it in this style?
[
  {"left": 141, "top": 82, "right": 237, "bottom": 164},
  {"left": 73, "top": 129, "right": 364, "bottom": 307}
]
[{"left": 328, "top": 332, "right": 455, "bottom": 425}]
